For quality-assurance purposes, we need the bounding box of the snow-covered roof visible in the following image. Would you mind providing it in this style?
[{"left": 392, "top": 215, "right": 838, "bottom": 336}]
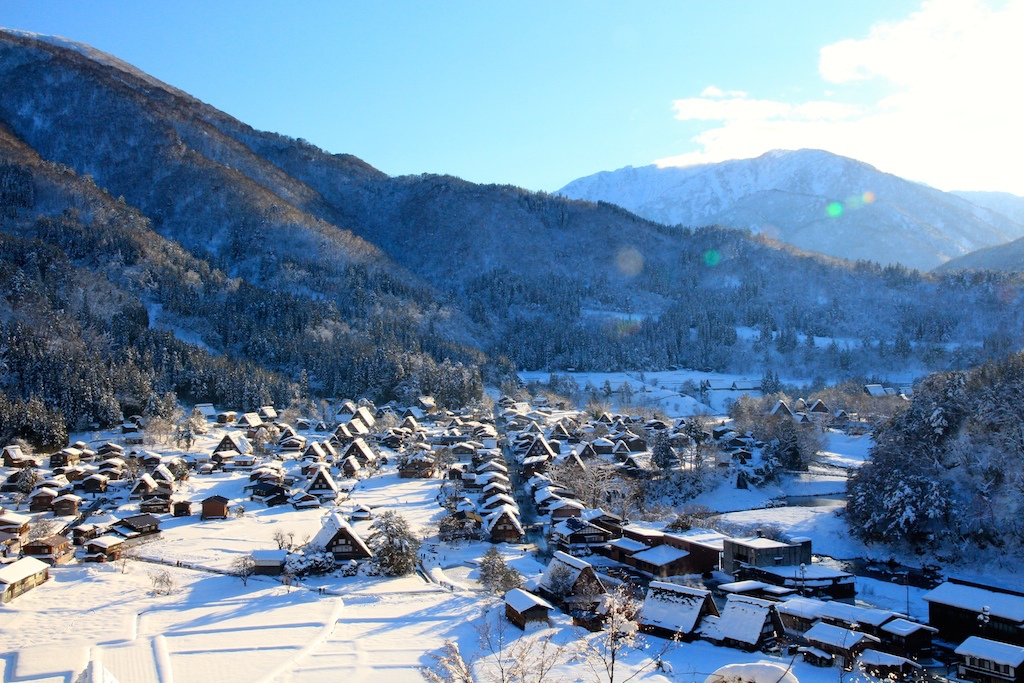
[
  {"left": 955, "top": 637, "right": 1024, "bottom": 666},
  {"left": 734, "top": 537, "right": 791, "bottom": 550},
  {"left": 719, "top": 580, "right": 770, "bottom": 594},
  {"left": 484, "top": 506, "right": 523, "bottom": 534},
  {"left": 310, "top": 513, "right": 371, "bottom": 556},
  {"left": 667, "top": 529, "right": 729, "bottom": 551},
  {"left": 859, "top": 649, "right": 920, "bottom": 668},
  {"left": 631, "top": 544, "right": 689, "bottom": 567},
  {"left": 880, "top": 618, "right": 936, "bottom": 637},
  {"left": 0, "top": 511, "right": 31, "bottom": 526},
  {"left": 804, "top": 622, "right": 880, "bottom": 650},
  {"left": 538, "top": 551, "right": 591, "bottom": 591},
  {"left": 810, "top": 601, "right": 896, "bottom": 628},
  {"left": 87, "top": 536, "right": 124, "bottom": 550},
  {"left": 776, "top": 596, "right": 827, "bottom": 620},
  {"left": 505, "top": 588, "right": 554, "bottom": 613},
  {"left": 638, "top": 581, "right": 714, "bottom": 634},
  {"left": 704, "top": 662, "right": 798, "bottom": 683},
  {"left": 700, "top": 594, "right": 775, "bottom": 646},
  {"left": 923, "top": 581, "right": 1024, "bottom": 623},
  {"left": 607, "top": 537, "right": 648, "bottom": 553},
  {"left": 755, "top": 564, "right": 852, "bottom": 581},
  {"left": 252, "top": 549, "right": 288, "bottom": 563},
  {"left": 0, "top": 556, "right": 48, "bottom": 585}
]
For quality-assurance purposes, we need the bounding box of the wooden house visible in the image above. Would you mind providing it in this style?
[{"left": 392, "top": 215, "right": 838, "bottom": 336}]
[
  {"left": 537, "top": 551, "right": 605, "bottom": 609},
  {"left": 236, "top": 412, "right": 264, "bottom": 431},
  {"left": 505, "top": 588, "right": 554, "bottom": 630},
  {"left": 310, "top": 513, "right": 372, "bottom": 564},
  {"left": 252, "top": 549, "right": 288, "bottom": 575},
  {"left": 349, "top": 504, "right": 373, "bottom": 521},
  {"left": 214, "top": 433, "right": 252, "bottom": 456},
  {"left": 172, "top": 500, "right": 193, "bottom": 517},
  {"left": 72, "top": 523, "right": 102, "bottom": 545},
  {"left": 804, "top": 622, "right": 881, "bottom": 670},
  {"left": 399, "top": 454, "right": 436, "bottom": 479},
  {"left": 343, "top": 438, "right": 377, "bottom": 467},
  {"left": 662, "top": 529, "right": 727, "bottom": 575},
  {"left": 637, "top": 581, "right": 719, "bottom": 641},
  {"left": 54, "top": 493, "right": 83, "bottom": 517},
  {"left": 81, "top": 473, "right": 110, "bottom": 494},
  {"left": 0, "top": 530, "right": 21, "bottom": 558},
  {"left": 23, "top": 534, "right": 74, "bottom": 565},
  {"left": 341, "top": 455, "right": 361, "bottom": 478},
  {"left": 878, "top": 618, "right": 937, "bottom": 660},
  {"left": 923, "top": 579, "right": 1024, "bottom": 647},
  {"left": 117, "top": 514, "right": 161, "bottom": 537},
  {"left": 549, "top": 517, "right": 612, "bottom": 553},
  {"left": 305, "top": 465, "right": 340, "bottom": 502},
  {"left": 698, "top": 594, "right": 783, "bottom": 651},
  {"left": 2, "top": 445, "right": 37, "bottom": 468},
  {"left": 250, "top": 481, "right": 288, "bottom": 506},
  {"left": 857, "top": 650, "right": 922, "bottom": 680},
  {"left": 0, "top": 556, "right": 49, "bottom": 603},
  {"left": 28, "top": 487, "right": 59, "bottom": 512},
  {"left": 484, "top": 506, "right": 524, "bottom": 544},
  {"left": 49, "top": 447, "right": 82, "bottom": 469},
  {"left": 140, "top": 498, "right": 171, "bottom": 514},
  {"left": 0, "top": 510, "right": 31, "bottom": 539},
  {"left": 201, "top": 495, "right": 230, "bottom": 520},
  {"left": 84, "top": 536, "right": 124, "bottom": 562},
  {"left": 955, "top": 637, "right": 1024, "bottom": 683},
  {"left": 630, "top": 543, "right": 694, "bottom": 578}
]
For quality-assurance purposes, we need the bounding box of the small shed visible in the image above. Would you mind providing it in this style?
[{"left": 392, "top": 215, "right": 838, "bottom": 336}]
[
  {"left": 0, "top": 556, "right": 50, "bottom": 603},
  {"left": 202, "top": 495, "right": 230, "bottom": 520},
  {"left": 173, "top": 500, "right": 193, "bottom": 517},
  {"left": 252, "top": 549, "right": 288, "bottom": 575},
  {"left": 505, "top": 588, "right": 554, "bottom": 630}
]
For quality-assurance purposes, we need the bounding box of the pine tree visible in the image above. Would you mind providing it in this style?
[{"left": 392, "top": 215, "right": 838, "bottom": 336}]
[{"left": 368, "top": 511, "right": 421, "bottom": 576}]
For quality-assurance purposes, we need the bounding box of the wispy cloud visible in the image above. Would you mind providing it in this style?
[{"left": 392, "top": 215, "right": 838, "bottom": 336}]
[{"left": 657, "top": 0, "right": 1024, "bottom": 194}]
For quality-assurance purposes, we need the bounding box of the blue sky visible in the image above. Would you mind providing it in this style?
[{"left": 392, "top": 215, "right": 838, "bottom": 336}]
[{"left": 4, "top": 1, "right": 1021, "bottom": 193}]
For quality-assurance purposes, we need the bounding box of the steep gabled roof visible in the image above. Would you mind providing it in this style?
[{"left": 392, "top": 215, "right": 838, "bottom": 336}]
[{"left": 638, "top": 581, "right": 717, "bottom": 634}]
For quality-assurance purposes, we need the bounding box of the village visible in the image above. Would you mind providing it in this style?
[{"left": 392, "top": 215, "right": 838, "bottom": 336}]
[{"left": 0, "top": 390, "right": 1022, "bottom": 683}]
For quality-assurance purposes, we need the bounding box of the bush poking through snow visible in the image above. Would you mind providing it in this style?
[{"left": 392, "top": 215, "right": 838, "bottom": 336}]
[{"left": 149, "top": 569, "right": 176, "bottom": 596}]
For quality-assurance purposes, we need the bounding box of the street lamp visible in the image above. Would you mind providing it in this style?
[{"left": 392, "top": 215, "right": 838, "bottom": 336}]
[{"left": 799, "top": 562, "right": 807, "bottom": 597}]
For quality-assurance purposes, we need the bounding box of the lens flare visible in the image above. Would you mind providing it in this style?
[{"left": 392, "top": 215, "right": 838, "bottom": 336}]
[
  {"left": 826, "top": 202, "right": 844, "bottom": 218},
  {"left": 615, "top": 247, "right": 644, "bottom": 277},
  {"left": 703, "top": 249, "right": 721, "bottom": 266},
  {"left": 862, "top": 191, "right": 875, "bottom": 203}
]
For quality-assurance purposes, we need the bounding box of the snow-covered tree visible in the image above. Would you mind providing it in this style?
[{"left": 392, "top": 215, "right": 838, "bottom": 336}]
[
  {"left": 232, "top": 554, "right": 256, "bottom": 586},
  {"left": 368, "top": 511, "right": 421, "bottom": 576},
  {"left": 477, "top": 547, "right": 522, "bottom": 594}
]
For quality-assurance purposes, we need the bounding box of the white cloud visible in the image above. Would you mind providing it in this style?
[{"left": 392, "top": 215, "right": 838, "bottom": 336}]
[{"left": 658, "top": 0, "right": 1024, "bottom": 194}]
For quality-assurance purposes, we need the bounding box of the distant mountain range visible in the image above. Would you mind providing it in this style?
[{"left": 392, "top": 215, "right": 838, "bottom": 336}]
[
  {"left": 0, "top": 28, "right": 1022, "bottom": 442},
  {"left": 558, "top": 150, "right": 1024, "bottom": 272}
]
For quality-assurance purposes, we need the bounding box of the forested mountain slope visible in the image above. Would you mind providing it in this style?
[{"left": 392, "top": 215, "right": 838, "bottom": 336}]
[
  {"left": 848, "top": 350, "right": 1024, "bottom": 554},
  {"left": 2, "top": 29, "right": 1024, "bottom": 445}
]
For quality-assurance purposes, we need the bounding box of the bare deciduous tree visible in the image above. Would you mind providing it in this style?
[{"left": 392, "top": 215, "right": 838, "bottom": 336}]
[{"left": 232, "top": 553, "right": 256, "bottom": 586}]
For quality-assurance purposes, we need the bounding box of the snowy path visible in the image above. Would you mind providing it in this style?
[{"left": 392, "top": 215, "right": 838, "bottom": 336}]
[{"left": 265, "top": 591, "right": 480, "bottom": 682}]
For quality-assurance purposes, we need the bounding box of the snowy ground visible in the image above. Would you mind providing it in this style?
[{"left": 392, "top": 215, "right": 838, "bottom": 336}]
[
  {"left": 817, "top": 431, "right": 873, "bottom": 470},
  {"left": 0, "top": 559, "right": 897, "bottom": 683}
]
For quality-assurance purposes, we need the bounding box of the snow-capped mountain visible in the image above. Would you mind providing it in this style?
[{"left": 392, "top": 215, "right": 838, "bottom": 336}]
[{"left": 558, "top": 150, "right": 1024, "bottom": 272}]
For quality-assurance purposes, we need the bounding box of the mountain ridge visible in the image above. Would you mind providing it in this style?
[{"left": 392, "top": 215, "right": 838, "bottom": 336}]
[
  {"left": 558, "top": 150, "right": 1024, "bottom": 271},
  {"left": 2, "top": 28, "right": 1024, "bottom": 445}
]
